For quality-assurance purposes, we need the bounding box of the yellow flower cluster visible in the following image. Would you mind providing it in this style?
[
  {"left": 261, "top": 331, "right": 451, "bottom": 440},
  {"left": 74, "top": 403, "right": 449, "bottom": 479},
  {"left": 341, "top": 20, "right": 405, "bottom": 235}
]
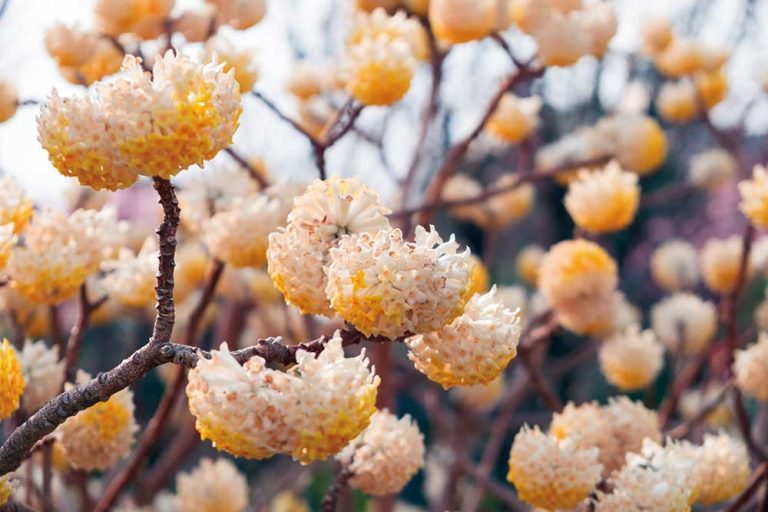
[
  {"left": 734, "top": 333, "right": 768, "bottom": 400},
  {"left": 695, "top": 432, "right": 750, "bottom": 504},
  {"left": 451, "top": 374, "right": 506, "bottom": 411},
  {"left": 650, "top": 239, "right": 700, "bottom": 292},
  {"left": 350, "top": 8, "right": 427, "bottom": 60},
  {"left": 0, "top": 80, "right": 18, "bottom": 123},
  {"left": 44, "top": 24, "right": 123, "bottom": 86},
  {"left": 429, "top": 0, "right": 499, "bottom": 44},
  {"left": 186, "top": 334, "right": 379, "bottom": 463},
  {"left": 101, "top": 238, "right": 159, "bottom": 308},
  {"left": 207, "top": 0, "right": 267, "bottom": 30},
  {"left": 656, "top": 80, "right": 699, "bottom": 123},
  {"left": 38, "top": 52, "right": 242, "bottom": 191},
  {"left": 700, "top": 235, "right": 750, "bottom": 294},
  {"left": 487, "top": 94, "right": 542, "bottom": 143},
  {"left": 0, "top": 339, "right": 25, "bottom": 420},
  {"left": 268, "top": 176, "right": 391, "bottom": 316},
  {"left": 337, "top": 409, "right": 425, "bottom": 496},
  {"left": 516, "top": 244, "right": 544, "bottom": 286},
  {"left": 441, "top": 174, "right": 534, "bottom": 229},
  {"left": 599, "top": 324, "right": 664, "bottom": 391},
  {"left": 204, "top": 37, "right": 259, "bottom": 93},
  {"left": 689, "top": 148, "right": 737, "bottom": 191},
  {"left": 345, "top": 35, "right": 415, "bottom": 106},
  {"left": 0, "top": 176, "right": 33, "bottom": 234},
  {"left": 406, "top": 287, "right": 521, "bottom": 388},
  {"left": 95, "top": 0, "right": 174, "bottom": 39},
  {"left": 651, "top": 292, "right": 717, "bottom": 354},
  {"left": 174, "top": 458, "right": 248, "bottom": 512},
  {"left": 19, "top": 340, "right": 64, "bottom": 413},
  {"left": 0, "top": 476, "right": 15, "bottom": 507},
  {"left": 739, "top": 165, "right": 768, "bottom": 228}
]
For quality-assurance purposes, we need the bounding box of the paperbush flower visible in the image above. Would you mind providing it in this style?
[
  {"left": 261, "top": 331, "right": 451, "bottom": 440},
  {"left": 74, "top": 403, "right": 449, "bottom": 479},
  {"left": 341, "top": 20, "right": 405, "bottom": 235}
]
[
  {"left": 0, "top": 80, "right": 18, "bottom": 123},
  {"left": 739, "top": 165, "right": 768, "bottom": 228},
  {"left": 507, "top": 425, "right": 602, "bottom": 510},
  {"left": 345, "top": 35, "right": 415, "bottom": 106},
  {"left": 0, "top": 476, "right": 15, "bottom": 507},
  {"left": 204, "top": 37, "right": 259, "bottom": 93},
  {"left": 515, "top": 244, "right": 544, "bottom": 286},
  {"left": 650, "top": 239, "right": 700, "bottom": 292},
  {"left": 19, "top": 340, "right": 64, "bottom": 413},
  {"left": 565, "top": 161, "right": 640, "bottom": 234},
  {"left": 695, "top": 432, "right": 750, "bottom": 504},
  {"left": 642, "top": 17, "right": 673, "bottom": 55},
  {"left": 326, "top": 226, "right": 473, "bottom": 339},
  {"left": 95, "top": 0, "right": 174, "bottom": 39},
  {"left": 657, "top": 80, "right": 699, "bottom": 123},
  {"left": 0, "top": 175, "right": 33, "bottom": 234},
  {"left": 599, "top": 324, "right": 664, "bottom": 391},
  {"left": 429, "top": 0, "right": 497, "bottom": 44},
  {"left": 651, "top": 292, "right": 717, "bottom": 354},
  {"left": 0, "top": 339, "right": 25, "bottom": 420},
  {"left": 653, "top": 38, "right": 705, "bottom": 78},
  {"left": 207, "top": 0, "right": 267, "bottom": 30},
  {"left": 733, "top": 333, "right": 768, "bottom": 400},
  {"left": 696, "top": 69, "right": 727, "bottom": 109},
  {"left": 44, "top": 24, "right": 100, "bottom": 68},
  {"left": 487, "top": 94, "right": 542, "bottom": 143},
  {"left": 689, "top": 149, "right": 737, "bottom": 191},
  {"left": 58, "top": 38, "right": 124, "bottom": 86},
  {"left": 57, "top": 372, "right": 137, "bottom": 471},
  {"left": 176, "top": 6, "right": 216, "bottom": 43},
  {"left": 268, "top": 176, "right": 391, "bottom": 316},
  {"left": 480, "top": 175, "right": 535, "bottom": 229},
  {"left": 349, "top": 8, "right": 427, "bottom": 60},
  {"left": 700, "top": 235, "right": 750, "bottom": 294},
  {"left": 441, "top": 174, "right": 485, "bottom": 223},
  {"left": 337, "top": 409, "right": 425, "bottom": 496},
  {"left": 451, "top": 374, "right": 506, "bottom": 411},
  {"left": 101, "top": 238, "right": 158, "bottom": 308},
  {"left": 0, "top": 225, "right": 14, "bottom": 270},
  {"left": 603, "top": 397, "right": 661, "bottom": 473},
  {"left": 186, "top": 334, "right": 379, "bottom": 463},
  {"left": 38, "top": 51, "right": 242, "bottom": 190},
  {"left": 406, "top": 288, "right": 521, "bottom": 388},
  {"left": 175, "top": 458, "right": 248, "bottom": 512},
  {"left": 611, "top": 115, "right": 668, "bottom": 175},
  {"left": 467, "top": 255, "right": 490, "bottom": 297},
  {"left": 679, "top": 385, "right": 733, "bottom": 429}
]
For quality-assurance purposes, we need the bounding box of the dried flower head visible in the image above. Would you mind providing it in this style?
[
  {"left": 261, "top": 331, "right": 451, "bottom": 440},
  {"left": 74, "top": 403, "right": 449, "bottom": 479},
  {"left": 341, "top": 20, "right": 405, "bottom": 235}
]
[
  {"left": 507, "top": 425, "right": 602, "bottom": 510},
  {"left": 38, "top": 51, "right": 242, "bottom": 190},
  {"left": 406, "top": 287, "right": 521, "bottom": 388},
  {"left": 0, "top": 80, "right": 18, "bottom": 123},
  {"left": 656, "top": 80, "right": 699, "bottom": 123},
  {"left": 487, "top": 94, "right": 542, "bottom": 143},
  {"left": 327, "top": 226, "right": 472, "bottom": 339},
  {"left": 739, "top": 165, "right": 768, "bottom": 228},
  {"left": 733, "top": 333, "right": 768, "bottom": 400},
  {"left": 599, "top": 324, "right": 664, "bottom": 391},
  {"left": 651, "top": 292, "right": 717, "bottom": 354},
  {"left": 175, "top": 458, "right": 248, "bottom": 512},
  {"left": 700, "top": 235, "right": 750, "bottom": 294},
  {"left": 451, "top": 373, "right": 506, "bottom": 411},
  {"left": 186, "top": 334, "right": 379, "bottom": 463},
  {"left": 204, "top": 37, "right": 259, "bottom": 93},
  {"left": 57, "top": 372, "right": 137, "bottom": 471},
  {"left": 345, "top": 35, "right": 415, "bottom": 106},
  {"left": 650, "top": 240, "right": 699, "bottom": 292},
  {"left": 429, "top": 0, "right": 497, "bottom": 44},
  {"left": 689, "top": 148, "right": 738, "bottom": 191},
  {"left": 0, "top": 339, "right": 25, "bottom": 420},
  {"left": 19, "top": 340, "right": 64, "bottom": 413},
  {"left": 0, "top": 175, "right": 33, "bottom": 234},
  {"left": 337, "top": 409, "right": 425, "bottom": 496},
  {"left": 207, "top": 0, "right": 267, "bottom": 30}
]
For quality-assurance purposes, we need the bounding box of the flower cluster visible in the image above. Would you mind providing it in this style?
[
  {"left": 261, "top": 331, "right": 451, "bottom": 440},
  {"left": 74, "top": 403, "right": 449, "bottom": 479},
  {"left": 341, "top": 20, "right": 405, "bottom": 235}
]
[
  {"left": 19, "top": 340, "right": 64, "bottom": 413},
  {"left": 442, "top": 174, "right": 534, "bottom": 229},
  {"left": 651, "top": 292, "right": 717, "bottom": 354},
  {"left": 650, "top": 239, "right": 700, "bottom": 292},
  {"left": 0, "top": 339, "right": 25, "bottom": 420},
  {"left": 599, "top": 324, "right": 664, "bottom": 391},
  {"left": 174, "top": 458, "right": 249, "bottom": 512},
  {"left": 733, "top": 333, "right": 768, "bottom": 400}
]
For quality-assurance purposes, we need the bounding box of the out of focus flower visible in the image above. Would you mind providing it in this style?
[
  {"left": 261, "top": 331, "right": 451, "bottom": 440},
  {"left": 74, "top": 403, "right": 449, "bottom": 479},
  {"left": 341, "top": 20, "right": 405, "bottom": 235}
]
[
  {"left": 696, "top": 69, "right": 728, "bottom": 110},
  {"left": 733, "top": 333, "right": 768, "bottom": 400},
  {"left": 654, "top": 38, "right": 704, "bottom": 78},
  {"left": 496, "top": 285, "right": 528, "bottom": 318},
  {"left": 487, "top": 94, "right": 541, "bottom": 143},
  {"left": 507, "top": 425, "right": 602, "bottom": 510},
  {"left": 0, "top": 80, "right": 17, "bottom": 124},
  {"left": 0, "top": 176, "right": 33, "bottom": 234},
  {"left": 401, "top": 0, "right": 429, "bottom": 16},
  {"left": 268, "top": 176, "right": 391, "bottom": 316},
  {"left": 479, "top": 175, "right": 535, "bottom": 229},
  {"left": 45, "top": 24, "right": 100, "bottom": 68},
  {"left": 406, "top": 288, "right": 521, "bottom": 388},
  {"left": 656, "top": 80, "right": 699, "bottom": 123},
  {"left": 327, "top": 226, "right": 472, "bottom": 339},
  {"left": 530, "top": 15, "right": 591, "bottom": 67},
  {"left": 204, "top": 37, "right": 259, "bottom": 93},
  {"left": 679, "top": 385, "right": 733, "bottom": 429},
  {"left": 576, "top": 2, "right": 617, "bottom": 57},
  {"left": 0, "top": 339, "right": 25, "bottom": 420},
  {"left": 516, "top": 244, "right": 545, "bottom": 286},
  {"left": 270, "top": 492, "right": 309, "bottom": 512},
  {"left": 739, "top": 165, "right": 768, "bottom": 228},
  {"left": 39, "top": 52, "right": 242, "bottom": 190},
  {"left": 467, "top": 255, "right": 490, "bottom": 297},
  {"left": 700, "top": 235, "right": 750, "bottom": 294},
  {"left": 286, "top": 61, "right": 333, "bottom": 100},
  {"left": 429, "top": 0, "right": 497, "bottom": 44},
  {"left": 19, "top": 340, "right": 64, "bottom": 413},
  {"left": 175, "top": 6, "right": 217, "bottom": 42},
  {"left": 338, "top": 409, "right": 425, "bottom": 495},
  {"left": 610, "top": 115, "right": 668, "bottom": 175},
  {"left": 564, "top": 161, "right": 639, "bottom": 234},
  {"left": 101, "top": 238, "right": 159, "bottom": 308},
  {"left": 345, "top": 35, "right": 415, "bottom": 106},
  {"left": 0, "top": 225, "right": 14, "bottom": 269},
  {"left": 57, "top": 372, "right": 137, "bottom": 471},
  {"left": 451, "top": 373, "right": 506, "bottom": 411},
  {"left": 695, "top": 432, "right": 750, "bottom": 504},
  {"left": 350, "top": 8, "right": 428, "bottom": 60},
  {"left": 689, "top": 148, "right": 737, "bottom": 191},
  {"left": 58, "top": 38, "right": 124, "bottom": 86},
  {"left": 206, "top": 0, "right": 267, "bottom": 30},
  {"left": 604, "top": 397, "right": 661, "bottom": 471},
  {"left": 356, "top": 0, "right": 399, "bottom": 12},
  {"left": 441, "top": 174, "right": 485, "bottom": 224},
  {"left": 650, "top": 240, "right": 699, "bottom": 292},
  {"left": 651, "top": 292, "right": 717, "bottom": 354},
  {"left": 175, "top": 458, "right": 248, "bottom": 512},
  {"left": 0, "top": 476, "right": 16, "bottom": 507},
  {"left": 95, "top": 0, "right": 173, "bottom": 38},
  {"left": 642, "top": 17, "right": 673, "bottom": 55},
  {"left": 599, "top": 324, "right": 664, "bottom": 391},
  {"left": 186, "top": 334, "right": 379, "bottom": 463}
]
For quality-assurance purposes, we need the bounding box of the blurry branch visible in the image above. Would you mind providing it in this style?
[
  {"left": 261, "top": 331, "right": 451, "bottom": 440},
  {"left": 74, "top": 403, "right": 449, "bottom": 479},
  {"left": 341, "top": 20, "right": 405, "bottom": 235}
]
[
  {"left": 665, "top": 379, "right": 733, "bottom": 439},
  {"left": 732, "top": 388, "right": 768, "bottom": 461},
  {"left": 725, "top": 462, "right": 766, "bottom": 512},
  {"left": 0, "top": 502, "right": 36, "bottom": 512},
  {"left": 223, "top": 147, "right": 269, "bottom": 188},
  {"left": 320, "top": 466, "right": 353, "bottom": 512},
  {"left": 16, "top": 99, "right": 40, "bottom": 107},
  {"left": 251, "top": 91, "right": 363, "bottom": 180},
  {"left": 724, "top": 224, "right": 755, "bottom": 372},
  {"left": 0, "top": 0, "right": 9, "bottom": 20},
  {"left": 640, "top": 182, "right": 698, "bottom": 209},
  {"left": 658, "top": 352, "right": 707, "bottom": 426},
  {"left": 517, "top": 312, "right": 563, "bottom": 413},
  {"left": 457, "top": 458, "right": 527, "bottom": 512},
  {"left": 47, "top": 305, "right": 64, "bottom": 351},
  {"left": 63, "top": 283, "right": 108, "bottom": 385}
]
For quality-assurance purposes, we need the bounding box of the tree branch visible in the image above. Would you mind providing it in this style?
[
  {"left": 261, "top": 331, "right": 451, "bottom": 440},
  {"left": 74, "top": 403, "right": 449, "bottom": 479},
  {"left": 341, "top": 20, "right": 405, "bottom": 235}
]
[
  {"left": 321, "top": 466, "right": 353, "bottom": 512},
  {"left": 63, "top": 283, "right": 107, "bottom": 385},
  {"left": 223, "top": 147, "right": 269, "bottom": 188},
  {"left": 149, "top": 177, "right": 180, "bottom": 346}
]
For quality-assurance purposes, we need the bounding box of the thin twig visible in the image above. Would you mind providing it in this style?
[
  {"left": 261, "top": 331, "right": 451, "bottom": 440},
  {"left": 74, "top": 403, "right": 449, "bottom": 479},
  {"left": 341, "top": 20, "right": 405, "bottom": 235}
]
[
  {"left": 149, "top": 177, "right": 181, "bottom": 345},
  {"left": 47, "top": 305, "right": 64, "bottom": 351},
  {"left": 223, "top": 147, "right": 269, "bottom": 188},
  {"left": 658, "top": 353, "right": 708, "bottom": 427},
  {"left": 321, "top": 467, "right": 353, "bottom": 512},
  {"left": 665, "top": 379, "right": 733, "bottom": 439},
  {"left": 63, "top": 283, "right": 108, "bottom": 385},
  {"left": 41, "top": 439, "right": 53, "bottom": 512},
  {"left": 733, "top": 388, "right": 768, "bottom": 461},
  {"left": 725, "top": 463, "right": 767, "bottom": 512}
]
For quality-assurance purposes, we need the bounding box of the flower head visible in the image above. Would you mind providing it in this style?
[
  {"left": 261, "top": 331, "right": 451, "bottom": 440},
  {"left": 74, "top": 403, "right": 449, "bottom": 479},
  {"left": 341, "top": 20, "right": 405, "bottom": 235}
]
[
  {"left": 337, "top": 409, "right": 425, "bottom": 496},
  {"left": 0, "top": 476, "right": 16, "bottom": 507},
  {"left": 689, "top": 149, "right": 737, "bottom": 191},
  {"left": 507, "top": 425, "right": 602, "bottom": 510},
  {"left": 204, "top": 37, "right": 259, "bottom": 93},
  {"left": 349, "top": 8, "right": 427, "bottom": 60},
  {"left": 480, "top": 175, "right": 535, "bottom": 229},
  {"left": 487, "top": 94, "right": 541, "bottom": 143},
  {"left": 38, "top": 51, "right": 242, "bottom": 190},
  {"left": 650, "top": 240, "right": 699, "bottom": 292},
  {"left": 565, "top": 161, "right": 640, "bottom": 234},
  {"left": 429, "top": 0, "right": 497, "bottom": 44},
  {"left": 679, "top": 385, "right": 733, "bottom": 429},
  {"left": 95, "top": 0, "right": 174, "bottom": 39},
  {"left": 734, "top": 333, "right": 768, "bottom": 400},
  {"left": 651, "top": 292, "right": 717, "bottom": 354},
  {"left": 516, "top": 244, "right": 545, "bottom": 286},
  {"left": 0, "top": 80, "right": 18, "bottom": 123},
  {"left": 345, "top": 35, "right": 415, "bottom": 106},
  {"left": 206, "top": 0, "right": 267, "bottom": 30},
  {"left": 700, "top": 235, "right": 750, "bottom": 294},
  {"left": 58, "top": 38, "right": 124, "bottom": 86},
  {"left": 451, "top": 374, "right": 506, "bottom": 411},
  {"left": 326, "top": 226, "right": 473, "bottom": 339},
  {"left": 441, "top": 174, "right": 485, "bottom": 224},
  {"left": 654, "top": 38, "right": 705, "bottom": 78},
  {"left": 0, "top": 175, "right": 33, "bottom": 234},
  {"left": 406, "top": 287, "right": 521, "bottom": 388},
  {"left": 45, "top": 24, "right": 100, "bottom": 68},
  {"left": 656, "top": 80, "right": 699, "bottom": 123},
  {"left": 0, "top": 339, "right": 25, "bottom": 420},
  {"left": 695, "top": 432, "right": 750, "bottom": 504},
  {"left": 610, "top": 115, "right": 667, "bottom": 175},
  {"left": 19, "top": 340, "right": 64, "bottom": 413},
  {"left": 739, "top": 165, "right": 768, "bottom": 228},
  {"left": 696, "top": 69, "right": 727, "bottom": 109},
  {"left": 175, "top": 458, "right": 248, "bottom": 512},
  {"left": 599, "top": 324, "right": 664, "bottom": 391}
]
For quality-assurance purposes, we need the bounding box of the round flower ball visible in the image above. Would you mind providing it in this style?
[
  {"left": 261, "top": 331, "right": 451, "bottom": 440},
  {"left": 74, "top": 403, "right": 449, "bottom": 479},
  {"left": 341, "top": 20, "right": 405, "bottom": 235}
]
[
  {"left": 19, "top": 340, "right": 64, "bottom": 413},
  {"left": 337, "top": 409, "right": 425, "bottom": 496},
  {"left": 479, "top": 175, "right": 535, "bottom": 229},
  {"left": 599, "top": 324, "right": 664, "bottom": 391},
  {"left": 689, "top": 149, "right": 737, "bottom": 191},
  {"left": 345, "top": 35, "right": 415, "bottom": 106},
  {"left": 739, "top": 165, "right": 768, "bottom": 228},
  {"left": 38, "top": 51, "right": 242, "bottom": 190},
  {"left": 656, "top": 80, "right": 699, "bottom": 124},
  {"left": 467, "top": 255, "right": 490, "bottom": 297},
  {"left": 0, "top": 80, "right": 18, "bottom": 123},
  {"left": 0, "top": 339, "right": 25, "bottom": 420},
  {"left": 516, "top": 244, "right": 545, "bottom": 286},
  {"left": 451, "top": 374, "right": 506, "bottom": 412},
  {"left": 695, "top": 432, "right": 750, "bottom": 504},
  {"left": 651, "top": 292, "right": 717, "bottom": 354},
  {"left": 0, "top": 176, "right": 33, "bottom": 234},
  {"left": 650, "top": 239, "right": 699, "bottom": 292},
  {"left": 486, "top": 94, "right": 542, "bottom": 143},
  {"left": 700, "top": 235, "right": 750, "bottom": 294},
  {"left": 175, "top": 458, "right": 248, "bottom": 512},
  {"left": 429, "top": 0, "right": 497, "bottom": 44},
  {"left": 696, "top": 69, "right": 728, "bottom": 110},
  {"left": 612, "top": 115, "right": 668, "bottom": 175},
  {"left": 733, "top": 333, "right": 768, "bottom": 400},
  {"left": 206, "top": 0, "right": 267, "bottom": 30}
]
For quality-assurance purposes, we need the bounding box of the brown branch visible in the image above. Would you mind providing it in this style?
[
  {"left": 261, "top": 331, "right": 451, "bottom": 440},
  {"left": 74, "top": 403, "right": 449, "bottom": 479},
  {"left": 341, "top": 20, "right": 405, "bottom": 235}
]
[
  {"left": 149, "top": 177, "right": 180, "bottom": 346},
  {"left": 725, "top": 463, "right": 767, "bottom": 512},
  {"left": 251, "top": 90, "right": 321, "bottom": 147},
  {"left": 321, "top": 466, "right": 353, "bottom": 512},
  {"left": 658, "top": 353, "right": 707, "bottom": 426},
  {"left": 63, "top": 283, "right": 108, "bottom": 385},
  {"left": 40, "top": 439, "right": 53, "bottom": 512},
  {"left": 725, "top": 224, "right": 755, "bottom": 374},
  {"left": 47, "top": 305, "right": 64, "bottom": 351},
  {"left": 640, "top": 182, "right": 698, "bottom": 209},
  {"left": 457, "top": 457, "right": 527, "bottom": 511},
  {"left": 223, "top": 147, "right": 269, "bottom": 188},
  {"left": 665, "top": 379, "right": 733, "bottom": 439},
  {"left": 732, "top": 388, "right": 768, "bottom": 461}
]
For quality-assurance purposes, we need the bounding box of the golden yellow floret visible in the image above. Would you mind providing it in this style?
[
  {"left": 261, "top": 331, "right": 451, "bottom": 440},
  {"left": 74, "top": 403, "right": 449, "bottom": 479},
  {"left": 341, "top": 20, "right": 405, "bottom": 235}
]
[
  {"left": 486, "top": 94, "right": 541, "bottom": 143},
  {"left": 612, "top": 114, "right": 668, "bottom": 175},
  {"left": 0, "top": 339, "right": 25, "bottom": 420},
  {"left": 429, "top": 0, "right": 497, "bottom": 44},
  {"left": 657, "top": 80, "right": 699, "bottom": 124},
  {"left": 0, "top": 476, "right": 15, "bottom": 507},
  {"left": 345, "top": 35, "right": 415, "bottom": 106},
  {"left": 467, "top": 255, "right": 490, "bottom": 297},
  {"left": 516, "top": 245, "right": 544, "bottom": 286},
  {"left": 695, "top": 68, "right": 728, "bottom": 110}
]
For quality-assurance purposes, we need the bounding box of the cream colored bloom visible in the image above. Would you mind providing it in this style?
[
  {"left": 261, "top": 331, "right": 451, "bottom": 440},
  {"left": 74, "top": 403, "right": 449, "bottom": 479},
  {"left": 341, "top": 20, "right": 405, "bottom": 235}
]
[
  {"left": 739, "top": 165, "right": 768, "bottom": 227},
  {"left": 345, "top": 35, "right": 415, "bottom": 106},
  {"left": 467, "top": 255, "right": 490, "bottom": 297},
  {"left": 610, "top": 115, "right": 668, "bottom": 175},
  {"left": 651, "top": 292, "right": 717, "bottom": 354},
  {"left": 204, "top": 37, "right": 259, "bottom": 93},
  {"left": 679, "top": 385, "right": 733, "bottom": 429},
  {"left": 657, "top": 80, "right": 699, "bottom": 123},
  {"left": 406, "top": 287, "right": 521, "bottom": 388},
  {"left": 19, "top": 340, "right": 64, "bottom": 413},
  {"left": 479, "top": 175, "right": 535, "bottom": 229},
  {"left": 0, "top": 339, "right": 25, "bottom": 420},
  {"left": 654, "top": 38, "right": 704, "bottom": 78},
  {"left": 338, "top": 409, "right": 425, "bottom": 496},
  {"left": 650, "top": 240, "right": 699, "bottom": 292},
  {"left": 507, "top": 425, "right": 602, "bottom": 510},
  {"left": 565, "top": 161, "right": 639, "bottom": 234},
  {"left": 176, "top": 6, "right": 216, "bottom": 42},
  {"left": 429, "top": 0, "right": 497, "bottom": 44},
  {"left": 0, "top": 80, "right": 18, "bottom": 123},
  {"left": 39, "top": 51, "right": 242, "bottom": 190},
  {"left": 530, "top": 15, "right": 591, "bottom": 67},
  {"left": 45, "top": 24, "right": 100, "bottom": 68},
  {"left": 487, "top": 94, "right": 541, "bottom": 143},
  {"left": 603, "top": 397, "right": 662, "bottom": 472},
  {"left": 95, "top": 0, "right": 174, "bottom": 39},
  {"left": 57, "top": 372, "right": 137, "bottom": 471},
  {"left": 451, "top": 374, "right": 506, "bottom": 411},
  {"left": 695, "top": 432, "right": 750, "bottom": 504},
  {"left": 599, "top": 324, "right": 664, "bottom": 391},
  {"left": 642, "top": 17, "right": 673, "bottom": 55},
  {"left": 186, "top": 334, "right": 379, "bottom": 463},
  {"left": 175, "top": 458, "right": 248, "bottom": 512},
  {"left": 574, "top": 2, "right": 617, "bottom": 58},
  {"left": 0, "top": 176, "right": 32, "bottom": 235},
  {"left": 206, "top": 0, "right": 267, "bottom": 30},
  {"left": 349, "top": 8, "right": 427, "bottom": 60},
  {"left": 327, "top": 226, "right": 472, "bottom": 339},
  {"left": 700, "top": 235, "right": 750, "bottom": 294},
  {"left": 516, "top": 244, "right": 544, "bottom": 286},
  {"left": 101, "top": 238, "right": 159, "bottom": 308},
  {"left": 496, "top": 285, "right": 529, "bottom": 319},
  {"left": 689, "top": 148, "right": 738, "bottom": 191},
  {"left": 268, "top": 176, "right": 391, "bottom": 316},
  {"left": 733, "top": 333, "right": 768, "bottom": 400}
]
